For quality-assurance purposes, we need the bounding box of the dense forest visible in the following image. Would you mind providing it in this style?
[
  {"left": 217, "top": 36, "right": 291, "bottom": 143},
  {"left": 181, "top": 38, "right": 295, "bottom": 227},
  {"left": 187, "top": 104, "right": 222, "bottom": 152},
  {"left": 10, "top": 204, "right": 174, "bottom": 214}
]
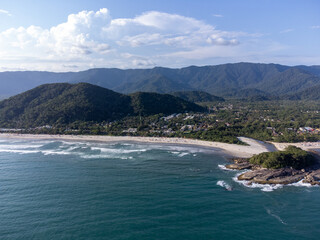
[
  {"left": 0, "top": 83, "right": 205, "bottom": 128},
  {"left": 1, "top": 82, "right": 320, "bottom": 145},
  {"left": 170, "top": 91, "right": 225, "bottom": 103},
  {"left": 1, "top": 63, "right": 320, "bottom": 100}
]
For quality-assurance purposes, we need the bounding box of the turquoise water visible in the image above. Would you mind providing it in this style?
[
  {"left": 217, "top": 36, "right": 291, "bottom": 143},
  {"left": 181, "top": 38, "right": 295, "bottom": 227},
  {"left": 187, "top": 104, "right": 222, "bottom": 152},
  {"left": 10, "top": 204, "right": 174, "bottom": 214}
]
[{"left": 0, "top": 138, "right": 319, "bottom": 239}]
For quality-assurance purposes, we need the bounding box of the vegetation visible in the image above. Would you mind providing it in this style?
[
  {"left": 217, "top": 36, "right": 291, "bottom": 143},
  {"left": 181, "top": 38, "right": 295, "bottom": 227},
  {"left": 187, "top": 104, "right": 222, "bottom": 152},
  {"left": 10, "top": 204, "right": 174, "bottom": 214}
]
[
  {"left": 130, "top": 92, "right": 205, "bottom": 116},
  {"left": 1, "top": 82, "right": 320, "bottom": 145},
  {"left": 0, "top": 83, "right": 205, "bottom": 128},
  {"left": 1, "top": 63, "right": 320, "bottom": 100},
  {"left": 249, "top": 146, "right": 316, "bottom": 169},
  {"left": 170, "top": 91, "right": 224, "bottom": 102}
]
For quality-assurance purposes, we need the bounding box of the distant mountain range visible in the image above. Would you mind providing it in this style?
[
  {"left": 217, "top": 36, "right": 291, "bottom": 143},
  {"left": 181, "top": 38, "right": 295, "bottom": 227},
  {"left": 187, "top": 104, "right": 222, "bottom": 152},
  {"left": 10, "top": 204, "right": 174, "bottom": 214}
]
[
  {"left": 0, "top": 83, "right": 205, "bottom": 128},
  {"left": 0, "top": 62, "right": 320, "bottom": 100}
]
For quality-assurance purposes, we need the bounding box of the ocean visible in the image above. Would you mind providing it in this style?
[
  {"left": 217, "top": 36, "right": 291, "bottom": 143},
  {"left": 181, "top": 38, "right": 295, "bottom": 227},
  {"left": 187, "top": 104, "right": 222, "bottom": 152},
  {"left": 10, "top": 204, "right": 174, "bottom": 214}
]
[{"left": 0, "top": 137, "right": 319, "bottom": 239}]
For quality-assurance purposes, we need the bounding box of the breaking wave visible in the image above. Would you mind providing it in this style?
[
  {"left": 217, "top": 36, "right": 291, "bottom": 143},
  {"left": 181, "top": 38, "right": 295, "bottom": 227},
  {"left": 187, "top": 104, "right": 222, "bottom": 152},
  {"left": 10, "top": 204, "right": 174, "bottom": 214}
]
[
  {"left": 218, "top": 164, "right": 236, "bottom": 171},
  {"left": 232, "top": 172, "right": 283, "bottom": 192},
  {"left": 216, "top": 180, "right": 232, "bottom": 190},
  {"left": 289, "top": 179, "right": 319, "bottom": 188}
]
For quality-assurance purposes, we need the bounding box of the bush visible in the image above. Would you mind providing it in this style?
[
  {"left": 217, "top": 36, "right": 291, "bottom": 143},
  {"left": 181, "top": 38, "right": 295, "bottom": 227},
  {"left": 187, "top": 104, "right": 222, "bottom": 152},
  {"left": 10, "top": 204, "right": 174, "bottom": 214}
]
[{"left": 249, "top": 146, "right": 315, "bottom": 169}]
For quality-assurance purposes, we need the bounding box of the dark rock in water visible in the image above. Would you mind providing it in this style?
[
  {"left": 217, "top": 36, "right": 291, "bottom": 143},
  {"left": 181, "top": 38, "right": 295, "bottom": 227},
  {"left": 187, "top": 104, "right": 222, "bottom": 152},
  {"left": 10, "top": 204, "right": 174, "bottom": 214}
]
[
  {"left": 233, "top": 158, "right": 249, "bottom": 164},
  {"left": 303, "top": 169, "right": 320, "bottom": 185},
  {"left": 238, "top": 168, "right": 305, "bottom": 184},
  {"left": 226, "top": 158, "right": 254, "bottom": 170},
  {"left": 226, "top": 162, "right": 253, "bottom": 170},
  {"left": 225, "top": 156, "right": 320, "bottom": 185}
]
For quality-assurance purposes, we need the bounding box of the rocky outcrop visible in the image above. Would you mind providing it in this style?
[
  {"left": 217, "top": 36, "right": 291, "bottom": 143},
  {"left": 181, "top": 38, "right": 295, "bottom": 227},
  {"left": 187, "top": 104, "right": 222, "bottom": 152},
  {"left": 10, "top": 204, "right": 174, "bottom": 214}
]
[
  {"left": 226, "top": 158, "right": 254, "bottom": 170},
  {"left": 238, "top": 168, "right": 305, "bottom": 184},
  {"left": 226, "top": 158, "right": 320, "bottom": 185},
  {"left": 303, "top": 169, "right": 320, "bottom": 185},
  {"left": 226, "top": 162, "right": 252, "bottom": 170}
]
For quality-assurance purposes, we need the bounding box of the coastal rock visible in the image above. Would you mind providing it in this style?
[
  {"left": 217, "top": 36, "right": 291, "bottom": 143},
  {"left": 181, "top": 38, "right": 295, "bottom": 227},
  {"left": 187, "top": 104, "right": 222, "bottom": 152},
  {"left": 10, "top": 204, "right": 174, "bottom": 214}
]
[
  {"left": 225, "top": 152, "right": 320, "bottom": 186},
  {"left": 238, "top": 168, "right": 305, "bottom": 184},
  {"left": 226, "top": 162, "right": 252, "bottom": 170},
  {"left": 225, "top": 158, "right": 255, "bottom": 170},
  {"left": 238, "top": 169, "right": 270, "bottom": 181},
  {"left": 303, "top": 169, "right": 320, "bottom": 185},
  {"left": 233, "top": 158, "right": 249, "bottom": 164}
]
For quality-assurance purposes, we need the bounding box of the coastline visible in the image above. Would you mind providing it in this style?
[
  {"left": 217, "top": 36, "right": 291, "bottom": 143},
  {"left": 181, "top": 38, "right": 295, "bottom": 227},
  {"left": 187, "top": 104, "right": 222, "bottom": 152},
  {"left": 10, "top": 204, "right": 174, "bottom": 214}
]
[
  {"left": 271, "top": 141, "right": 320, "bottom": 153},
  {"left": 0, "top": 133, "right": 276, "bottom": 158}
]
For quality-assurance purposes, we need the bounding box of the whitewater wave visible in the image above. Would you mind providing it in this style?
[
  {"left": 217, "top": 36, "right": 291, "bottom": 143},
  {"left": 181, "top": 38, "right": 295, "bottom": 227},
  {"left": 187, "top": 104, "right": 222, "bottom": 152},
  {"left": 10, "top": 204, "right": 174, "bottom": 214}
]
[
  {"left": 0, "top": 139, "right": 216, "bottom": 162},
  {"left": 178, "top": 152, "right": 189, "bottom": 157},
  {"left": 289, "top": 179, "right": 319, "bottom": 188},
  {"left": 232, "top": 172, "right": 283, "bottom": 192},
  {"left": 91, "top": 147, "right": 147, "bottom": 154},
  {"left": 171, "top": 151, "right": 180, "bottom": 155},
  {"left": 146, "top": 144, "right": 214, "bottom": 154},
  {"left": 218, "top": 164, "right": 236, "bottom": 171},
  {"left": 80, "top": 154, "right": 134, "bottom": 159},
  {"left": 0, "top": 144, "right": 44, "bottom": 149},
  {"left": 216, "top": 180, "right": 233, "bottom": 190},
  {"left": 41, "top": 149, "right": 75, "bottom": 155},
  {"left": 0, "top": 149, "right": 41, "bottom": 154}
]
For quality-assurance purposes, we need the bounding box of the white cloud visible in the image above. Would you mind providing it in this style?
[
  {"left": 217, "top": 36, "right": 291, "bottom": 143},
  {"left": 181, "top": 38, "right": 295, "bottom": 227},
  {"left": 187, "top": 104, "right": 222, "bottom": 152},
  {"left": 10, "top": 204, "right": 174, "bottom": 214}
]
[
  {"left": 213, "top": 14, "right": 223, "bottom": 18},
  {"left": 0, "top": 8, "right": 300, "bottom": 71},
  {"left": 0, "top": 9, "right": 12, "bottom": 16},
  {"left": 310, "top": 25, "right": 320, "bottom": 29}
]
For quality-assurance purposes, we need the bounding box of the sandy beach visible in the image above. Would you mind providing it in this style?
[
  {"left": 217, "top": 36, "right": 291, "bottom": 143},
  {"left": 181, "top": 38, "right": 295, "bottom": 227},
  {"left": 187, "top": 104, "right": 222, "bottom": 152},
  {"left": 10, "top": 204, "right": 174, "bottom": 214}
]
[
  {"left": 271, "top": 141, "right": 320, "bottom": 153},
  {"left": 0, "top": 133, "right": 278, "bottom": 158}
]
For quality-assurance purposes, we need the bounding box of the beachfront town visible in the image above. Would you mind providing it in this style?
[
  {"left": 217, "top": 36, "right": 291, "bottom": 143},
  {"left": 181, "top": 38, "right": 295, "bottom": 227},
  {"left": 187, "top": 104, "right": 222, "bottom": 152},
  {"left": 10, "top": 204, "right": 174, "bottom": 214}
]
[{"left": 1, "top": 102, "right": 320, "bottom": 144}]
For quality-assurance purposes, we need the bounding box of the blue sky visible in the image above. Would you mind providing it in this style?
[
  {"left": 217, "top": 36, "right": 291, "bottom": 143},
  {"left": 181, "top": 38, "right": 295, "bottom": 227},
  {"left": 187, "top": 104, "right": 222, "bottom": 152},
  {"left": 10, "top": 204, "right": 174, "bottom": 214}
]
[{"left": 0, "top": 0, "right": 319, "bottom": 71}]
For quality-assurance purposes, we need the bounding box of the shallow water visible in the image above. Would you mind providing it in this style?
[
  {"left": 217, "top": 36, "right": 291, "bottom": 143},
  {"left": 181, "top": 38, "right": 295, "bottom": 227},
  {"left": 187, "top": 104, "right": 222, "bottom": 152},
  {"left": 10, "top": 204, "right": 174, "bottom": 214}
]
[{"left": 0, "top": 138, "right": 319, "bottom": 239}]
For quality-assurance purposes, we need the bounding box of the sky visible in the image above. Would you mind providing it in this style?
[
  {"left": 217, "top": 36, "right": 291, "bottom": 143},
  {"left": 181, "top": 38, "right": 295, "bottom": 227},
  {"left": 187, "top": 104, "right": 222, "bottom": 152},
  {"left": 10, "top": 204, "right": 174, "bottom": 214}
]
[{"left": 0, "top": 0, "right": 319, "bottom": 72}]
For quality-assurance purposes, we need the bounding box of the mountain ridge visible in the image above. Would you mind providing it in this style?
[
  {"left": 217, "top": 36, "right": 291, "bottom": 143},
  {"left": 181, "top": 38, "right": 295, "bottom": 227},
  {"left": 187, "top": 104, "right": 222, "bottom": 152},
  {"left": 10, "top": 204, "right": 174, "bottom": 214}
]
[{"left": 0, "top": 62, "right": 320, "bottom": 99}]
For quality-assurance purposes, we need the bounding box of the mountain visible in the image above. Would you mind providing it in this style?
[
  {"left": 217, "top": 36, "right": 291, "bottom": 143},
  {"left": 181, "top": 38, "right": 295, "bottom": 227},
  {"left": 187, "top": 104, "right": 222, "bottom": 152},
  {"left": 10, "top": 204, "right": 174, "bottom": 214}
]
[
  {"left": 130, "top": 92, "right": 205, "bottom": 116},
  {"left": 0, "top": 83, "right": 205, "bottom": 128},
  {"left": 221, "top": 88, "right": 271, "bottom": 98},
  {"left": 170, "top": 91, "right": 224, "bottom": 102},
  {"left": 0, "top": 83, "right": 132, "bottom": 127},
  {"left": 1, "top": 63, "right": 320, "bottom": 99},
  {"left": 253, "top": 68, "right": 320, "bottom": 95},
  {"left": 0, "top": 71, "right": 74, "bottom": 98},
  {"left": 117, "top": 74, "right": 193, "bottom": 93},
  {"left": 285, "top": 84, "right": 320, "bottom": 100}
]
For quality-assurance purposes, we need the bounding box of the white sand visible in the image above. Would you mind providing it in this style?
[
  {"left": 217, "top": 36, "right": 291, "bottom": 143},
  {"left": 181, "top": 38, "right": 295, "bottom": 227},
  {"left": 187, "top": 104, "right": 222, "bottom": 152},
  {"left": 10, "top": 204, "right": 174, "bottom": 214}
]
[
  {"left": 271, "top": 141, "right": 320, "bottom": 152},
  {"left": 0, "top": 133, "right": 277, "bottom": 158}
]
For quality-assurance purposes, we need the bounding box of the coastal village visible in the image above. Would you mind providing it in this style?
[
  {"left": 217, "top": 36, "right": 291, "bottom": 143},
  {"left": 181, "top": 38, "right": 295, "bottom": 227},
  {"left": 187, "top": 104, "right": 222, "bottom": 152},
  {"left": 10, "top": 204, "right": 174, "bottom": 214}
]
[{"left": 1, "top": 100, "right": 320, "bottom": 144}]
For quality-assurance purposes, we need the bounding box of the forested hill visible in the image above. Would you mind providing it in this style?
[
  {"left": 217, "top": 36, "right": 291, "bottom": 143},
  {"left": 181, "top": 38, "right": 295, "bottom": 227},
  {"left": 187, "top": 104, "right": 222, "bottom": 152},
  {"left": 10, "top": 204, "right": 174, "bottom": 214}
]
[
  {"left": 0, "top": 83, "right": 205, "bottom": 128},
  {"left": 170, "top": 91, "right": 225, "bottom": 102},
  {"left": 0, "top": 63, "right": 320, "bottom": 99}
]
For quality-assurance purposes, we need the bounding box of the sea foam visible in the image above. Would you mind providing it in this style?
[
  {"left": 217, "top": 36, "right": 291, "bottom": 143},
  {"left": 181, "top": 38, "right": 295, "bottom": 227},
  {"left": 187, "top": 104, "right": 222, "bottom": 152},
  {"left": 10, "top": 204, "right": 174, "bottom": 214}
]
[
  {"left": 218, "top": 164, "right": 236, "bottom": 171},
  {"left": 232, "top": 172, "right": 283, "bottom": 192},
  {"left": 216, "top": 180, "right": 232, "bottom": 190},
  {"left": 289, "top": 179, "right": 319, "bottom": 188}
]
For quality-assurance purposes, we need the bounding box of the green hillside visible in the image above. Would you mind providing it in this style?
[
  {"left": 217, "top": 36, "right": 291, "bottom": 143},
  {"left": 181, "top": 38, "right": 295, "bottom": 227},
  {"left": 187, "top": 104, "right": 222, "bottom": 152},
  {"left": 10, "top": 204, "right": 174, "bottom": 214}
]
[
  {"left": 0, "top": 83, "right": 204, "bottom": 128},
  {"left": 170, "top": 91, "right": 224, "bottom": 102},
  {"left": 285, "top": 84, "right": 320, "bottom": 100},
  {"left": 130, "top": 92, "right": 205, "bottom": 115},
  {"left": 119, "top": 74, "right": 193, "bottom": 93}
]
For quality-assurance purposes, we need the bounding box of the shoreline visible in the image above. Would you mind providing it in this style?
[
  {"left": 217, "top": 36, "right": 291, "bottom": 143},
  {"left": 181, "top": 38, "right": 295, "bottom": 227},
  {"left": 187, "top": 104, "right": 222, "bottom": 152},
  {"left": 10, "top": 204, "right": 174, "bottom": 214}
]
[
  {"left": 0, "top": 133, "right": 276, "bottom": 158},
  {"left": 271, "top": 141, "right": 320, "bottom": 153}
]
